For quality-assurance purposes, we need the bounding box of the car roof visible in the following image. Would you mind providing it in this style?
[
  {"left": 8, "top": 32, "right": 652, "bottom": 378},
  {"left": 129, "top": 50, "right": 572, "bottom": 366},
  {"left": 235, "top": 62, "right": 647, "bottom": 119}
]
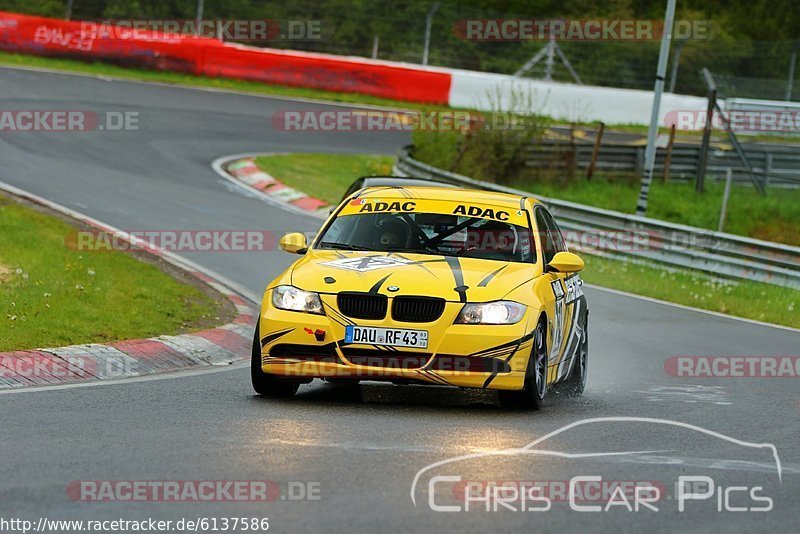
[
  {"left": 357, "top": 185, "right": 541, "bottom": 208},
  {"left": 359, "top": 176, "right": 456, "bottom": 189}
]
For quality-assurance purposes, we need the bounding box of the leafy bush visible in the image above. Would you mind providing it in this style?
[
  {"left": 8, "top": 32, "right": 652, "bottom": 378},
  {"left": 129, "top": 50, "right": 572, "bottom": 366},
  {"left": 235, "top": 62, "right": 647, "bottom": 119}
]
[{"left": 413, "top": 88, "right": 545, "bottom": 184}]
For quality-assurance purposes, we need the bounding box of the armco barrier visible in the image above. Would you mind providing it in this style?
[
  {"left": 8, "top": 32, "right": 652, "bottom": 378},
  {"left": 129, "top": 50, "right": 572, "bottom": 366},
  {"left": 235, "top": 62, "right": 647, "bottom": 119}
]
[
  {"left": 0, "top": 11, "right": 712, "bottom": 124},
  {"left": 525, "top": 139, "right": 800, "bottom": 186},
  {"left": 0, "top": 11, "right": 451, "bottom": 105},
  {"left": 394, "top": 145, "right": 800, "bottom": 290}
]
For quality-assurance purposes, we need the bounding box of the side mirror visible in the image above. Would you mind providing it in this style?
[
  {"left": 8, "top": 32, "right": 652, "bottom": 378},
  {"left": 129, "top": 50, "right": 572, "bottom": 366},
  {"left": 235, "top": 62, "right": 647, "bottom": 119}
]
[
  {"left": 547, "top": 251, "right": 584, "bottom": 273},
  {"left": 279, "top": 232, "right": 308, "bottom": 254}
]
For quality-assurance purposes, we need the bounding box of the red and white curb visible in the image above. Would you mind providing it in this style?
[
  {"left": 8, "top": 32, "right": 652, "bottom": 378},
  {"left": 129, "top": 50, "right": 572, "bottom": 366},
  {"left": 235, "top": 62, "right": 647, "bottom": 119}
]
[
  {"left": 0, "top": 180, "right": 260, "bottom": 390},
  {"left": 213, "top": 154, "right": 329, "bottom": 220}
]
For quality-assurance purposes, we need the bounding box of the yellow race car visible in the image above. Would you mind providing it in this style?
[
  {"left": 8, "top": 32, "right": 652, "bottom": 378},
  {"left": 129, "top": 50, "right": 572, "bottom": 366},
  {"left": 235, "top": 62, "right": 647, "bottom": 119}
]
[{"left": 252, "top": 186, "right": 588, "bottom": 409}]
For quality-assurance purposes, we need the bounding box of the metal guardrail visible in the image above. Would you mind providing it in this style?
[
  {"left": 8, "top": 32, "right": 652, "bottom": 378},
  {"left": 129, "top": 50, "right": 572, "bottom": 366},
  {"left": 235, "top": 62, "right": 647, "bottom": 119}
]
[
  {"left": 725, "top": 98, "right": 800, "bottom": 137},
  {"left": 524, "top": 139, "right": 800, "bottom": 186},
  {"left": 394, "top": 145, "right": 800, "bottom": 289}
]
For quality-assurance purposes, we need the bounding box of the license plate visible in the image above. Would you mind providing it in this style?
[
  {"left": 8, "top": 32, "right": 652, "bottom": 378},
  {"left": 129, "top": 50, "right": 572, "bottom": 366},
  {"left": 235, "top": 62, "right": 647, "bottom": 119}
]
[{"left": 344, "top": 326, "right": 428, "bottom": 349}]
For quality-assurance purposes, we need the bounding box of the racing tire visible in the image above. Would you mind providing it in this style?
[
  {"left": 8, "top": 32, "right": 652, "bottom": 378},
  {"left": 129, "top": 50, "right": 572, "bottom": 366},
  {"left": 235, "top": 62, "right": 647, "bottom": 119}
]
[
  {"left": 561, "top": 319, "right": 588, "bottom": 397},
  {"left": 251, "top": 323, "right": 300, "bottom": 398},
  {"left": 498, "top": 321, "right": 547, "bottom": 411}
]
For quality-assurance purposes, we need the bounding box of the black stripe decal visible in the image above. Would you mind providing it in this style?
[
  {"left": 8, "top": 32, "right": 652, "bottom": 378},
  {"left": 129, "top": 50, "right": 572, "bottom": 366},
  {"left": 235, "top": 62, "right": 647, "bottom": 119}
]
[
  {"left": 260, "top": 328, "right": 295, "bottom": 348},
  {"left": 427, "top": 370, "right": 454, "bottom": 386},
  {"left": 482, "top": 331, "right": 532, "bottom": 388},
  {"left": 369, "top": 274, "right": 392, "bottom": 294},
  {"left": 478, "top": 265, "right": 507, "bottom": 287},
  {"left": 445, "top": 256, "right": 468, "bottom": 303},
  {"left": 471, "top": 330, "right": 535, "bottom": 358},
  {"left": 323, "top": 302, "right": 355, "bottom": 327}
]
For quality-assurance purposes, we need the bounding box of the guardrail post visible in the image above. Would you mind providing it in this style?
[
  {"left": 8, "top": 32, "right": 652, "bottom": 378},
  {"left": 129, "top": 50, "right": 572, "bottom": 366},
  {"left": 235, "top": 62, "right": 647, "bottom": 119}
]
[
  {"left": 718, "top": 168, "right": 733, "bottom": 232},
  {"left": 696, "top": 86, "right": 716, "bottom": 193},
  {"left": 567, "top": 124, "right": 577, "bottom": 180},
  {"left": 765, "top": 153, "right": 773, "bottom": 189},
  {"left": 662, "top": 124, "right": 676, "bottom": 182},
  {"left": 586, "top": 122, "right": 605, "bottom": 181},
  {"left": 635, "top": 147, "right": 645, "bottom": 175}
]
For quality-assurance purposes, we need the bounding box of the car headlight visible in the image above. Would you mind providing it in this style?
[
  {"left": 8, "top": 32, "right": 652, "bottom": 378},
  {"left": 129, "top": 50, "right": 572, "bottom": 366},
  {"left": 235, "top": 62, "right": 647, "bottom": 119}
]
[
  {"left": 455, "top": 301, "right": 526, "bottom": 325},
  {"left": 271, "top": 285, "right": 324, "bottom": 315}
]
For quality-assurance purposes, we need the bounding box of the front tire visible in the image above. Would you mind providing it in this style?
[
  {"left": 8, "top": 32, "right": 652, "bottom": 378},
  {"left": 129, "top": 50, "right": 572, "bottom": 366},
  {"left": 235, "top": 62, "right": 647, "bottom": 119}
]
[
  {"left": 251, "top": 323, "right": 300, "bottom": 397},
  {"left": 498, "top": 321, "right": 548, "bottom": 410},
  {"left": 561, "top": 319, "right": 588, "bottom": 397}
]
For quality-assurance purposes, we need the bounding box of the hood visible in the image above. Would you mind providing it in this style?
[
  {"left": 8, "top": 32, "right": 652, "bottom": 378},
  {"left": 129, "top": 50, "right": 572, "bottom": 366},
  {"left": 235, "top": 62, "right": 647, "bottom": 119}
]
[{"left": 289, "top": 250, "right": 536, "bottom": 302}]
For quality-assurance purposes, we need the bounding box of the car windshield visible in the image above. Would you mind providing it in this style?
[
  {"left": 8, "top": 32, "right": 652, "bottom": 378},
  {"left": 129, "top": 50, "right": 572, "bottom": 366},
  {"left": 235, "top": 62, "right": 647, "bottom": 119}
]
[{"left": 317, "top": 208, "right": 535, "bottom": 263}]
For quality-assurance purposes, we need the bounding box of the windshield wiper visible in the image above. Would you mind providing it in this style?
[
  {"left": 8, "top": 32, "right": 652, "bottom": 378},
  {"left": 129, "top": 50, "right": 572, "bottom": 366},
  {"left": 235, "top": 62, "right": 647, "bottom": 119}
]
[
  {"left": 384, "top": 247, "right": 436, "bottom": 254},
  {"left": 318, "top": 241, "right": 372, "bottom": 251}
]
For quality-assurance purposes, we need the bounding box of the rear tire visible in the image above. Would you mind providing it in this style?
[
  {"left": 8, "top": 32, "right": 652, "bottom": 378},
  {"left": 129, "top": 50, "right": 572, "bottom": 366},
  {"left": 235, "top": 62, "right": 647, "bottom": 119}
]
[
  {"left": 498, "top": 322, "right": 547, "bottom": 410},
  {"left": 251, "top": 323, "right": 300, "bottom": 398},
  {"left": 561, "top": 319, "right": 588, "bottom": 397}
]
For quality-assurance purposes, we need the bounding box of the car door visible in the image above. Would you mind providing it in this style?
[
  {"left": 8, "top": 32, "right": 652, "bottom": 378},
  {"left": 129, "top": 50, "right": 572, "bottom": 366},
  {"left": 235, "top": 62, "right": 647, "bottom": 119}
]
[
  {"left": 538, "top": 207, "right": 585, "bottom": 383},
  {"left": 533, "top": 206, "right": 565, "bottom": 385}
]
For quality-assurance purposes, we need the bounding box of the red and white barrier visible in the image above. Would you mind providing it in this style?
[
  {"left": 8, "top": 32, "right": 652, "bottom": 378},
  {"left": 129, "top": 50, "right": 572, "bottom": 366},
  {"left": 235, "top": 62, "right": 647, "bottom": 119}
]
[
  {"left": 0, "top": 11, "right": 707, "bottom": 124},
  {"left": 0, "top": 11, "right": 451, "bottom": 105}
]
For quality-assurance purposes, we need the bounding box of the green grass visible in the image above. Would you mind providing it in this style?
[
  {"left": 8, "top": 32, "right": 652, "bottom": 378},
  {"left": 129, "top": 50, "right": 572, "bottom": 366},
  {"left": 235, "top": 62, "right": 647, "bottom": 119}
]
[
  {"left": 0, "top": 195, "right": 224, "bottom": 351},
  {"left": 512, "top": 175, "right": 800, "bottom": 246},
  {"left": 254, "top": 152, "right": 799, "bottom": 329},
  {"left": 580, "top": 254, "right": 798, "bottom": 329},
  {"left": 255, "top": 153, "right": 394, "bottom": 205}
]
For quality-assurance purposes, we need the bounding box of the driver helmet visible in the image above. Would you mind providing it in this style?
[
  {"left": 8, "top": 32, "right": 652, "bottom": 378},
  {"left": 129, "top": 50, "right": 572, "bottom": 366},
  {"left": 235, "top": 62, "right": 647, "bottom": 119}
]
[{"left": 374, "top": 217, "right": 411, "bottom": 248}]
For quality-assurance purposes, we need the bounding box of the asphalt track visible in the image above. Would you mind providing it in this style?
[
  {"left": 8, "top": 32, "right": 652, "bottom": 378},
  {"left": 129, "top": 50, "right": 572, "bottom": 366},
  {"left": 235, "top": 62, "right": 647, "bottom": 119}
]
[{"left": 0, "top": 66, "right": 798, "bottom": 533}]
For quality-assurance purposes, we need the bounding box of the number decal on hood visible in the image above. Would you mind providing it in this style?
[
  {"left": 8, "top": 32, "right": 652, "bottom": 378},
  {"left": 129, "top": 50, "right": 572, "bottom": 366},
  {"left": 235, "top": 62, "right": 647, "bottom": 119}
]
[{"left": 320, "top": 256, "right": 413, "bottom": 272}]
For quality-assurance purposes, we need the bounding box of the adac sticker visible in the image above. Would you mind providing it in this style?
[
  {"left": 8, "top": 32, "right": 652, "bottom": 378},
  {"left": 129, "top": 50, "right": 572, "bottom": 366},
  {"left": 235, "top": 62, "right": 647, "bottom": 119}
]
[
  {"left": 321, "top": 255, "right": 413, "bottom": 272},
  {"left": 453, "top": 204, "right": 510, "bottom": 221}
]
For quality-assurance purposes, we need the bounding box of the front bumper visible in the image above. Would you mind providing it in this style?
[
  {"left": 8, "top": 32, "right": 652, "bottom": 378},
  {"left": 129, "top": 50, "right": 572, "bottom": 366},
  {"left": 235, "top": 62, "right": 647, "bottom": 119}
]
[{"left": 258, "top": 296, "right": 535, "bottom": 390}]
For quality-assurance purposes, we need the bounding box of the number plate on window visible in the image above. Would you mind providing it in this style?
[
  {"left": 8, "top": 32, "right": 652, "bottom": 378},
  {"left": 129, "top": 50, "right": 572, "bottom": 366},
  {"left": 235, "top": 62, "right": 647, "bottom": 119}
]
[{"left": 344, "top": 326, "right": 428, "bottom": 349}]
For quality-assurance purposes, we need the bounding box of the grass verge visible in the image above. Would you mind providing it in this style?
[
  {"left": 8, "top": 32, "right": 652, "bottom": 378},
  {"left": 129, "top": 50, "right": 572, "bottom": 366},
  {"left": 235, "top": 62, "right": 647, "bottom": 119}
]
[
  {"left": 0, "top": 194, "right": 229, "bottom": 351},
  {"left": 254, "top": 153, "right": 799, "bottom": 329},
  {"left": 255, "top": 153, "right": 394, "bottom": 205},
  {"left": 580, "top": 255, "right": 798, "bottom": 329}
]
